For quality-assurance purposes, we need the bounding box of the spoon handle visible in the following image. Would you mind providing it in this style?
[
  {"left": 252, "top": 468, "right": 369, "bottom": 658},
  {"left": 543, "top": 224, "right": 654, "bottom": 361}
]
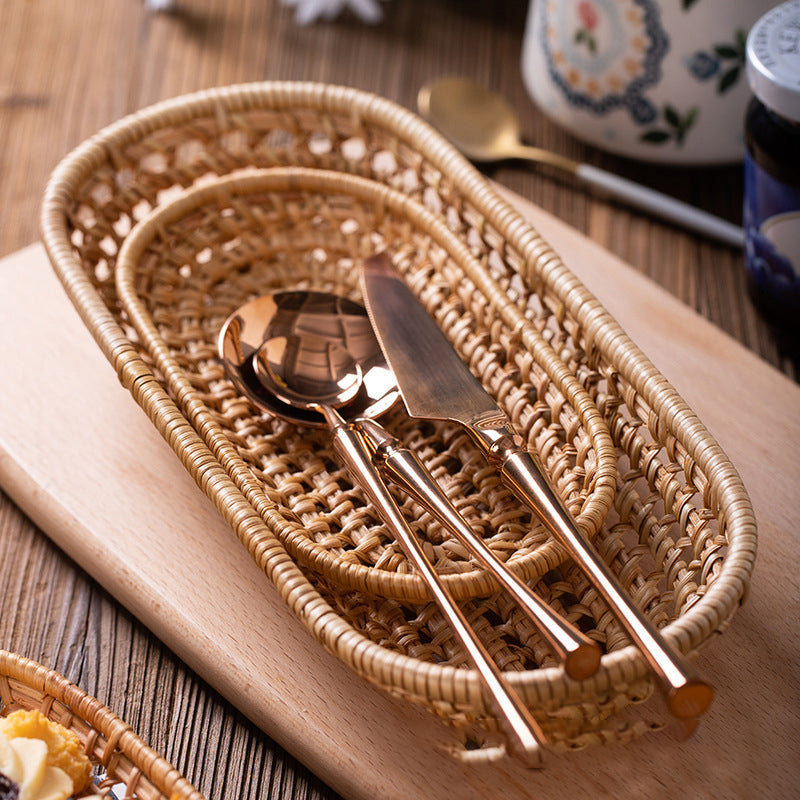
[
  {"left": 356, "top": 417, "right": 601, "bottom": 681},
  {"left": 514, "top": 145, "right": 744, "bottom": 248},
  {"left": 576, "top": 163, "right": 744, "bottom": 248},
  {"left": 319, "top": 405, "right": 546, "bottom": 767}
]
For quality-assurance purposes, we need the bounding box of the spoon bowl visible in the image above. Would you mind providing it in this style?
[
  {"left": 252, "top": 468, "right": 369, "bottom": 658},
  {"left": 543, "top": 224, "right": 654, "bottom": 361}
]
[
  {"left": 218, "top": 291, "right": 399, "bottom": 429},
  {"left": 418, "top": 76, "right": 531, "bottom": 163},
  {"left": 254, "top": 335, "right": 363, "bottom": 410},
  {"left": 418, "top": 76, "right": 579, "bottom": 169}
]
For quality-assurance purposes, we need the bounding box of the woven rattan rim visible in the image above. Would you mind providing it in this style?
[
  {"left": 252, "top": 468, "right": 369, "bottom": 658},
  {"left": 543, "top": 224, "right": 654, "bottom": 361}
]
[
  {"left": 39, "top": 82, "right": 757, "bottom": 736},
  {"left": 114, "top": 167, "right": 618, "bottom": 602},
  {"left": 0, "top": 650, "right": 204, "bottom": 799}
]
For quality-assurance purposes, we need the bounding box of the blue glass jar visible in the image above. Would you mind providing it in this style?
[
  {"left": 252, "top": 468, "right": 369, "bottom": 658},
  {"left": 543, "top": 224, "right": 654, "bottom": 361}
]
[{"left": 744, "top": 1, "right": 800, "bottom": 339}]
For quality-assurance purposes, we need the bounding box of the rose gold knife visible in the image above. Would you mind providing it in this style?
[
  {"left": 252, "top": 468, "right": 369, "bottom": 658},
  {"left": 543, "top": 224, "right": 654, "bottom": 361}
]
[{"left": 360, "top": 252, "right": 713, "bottom": 721}]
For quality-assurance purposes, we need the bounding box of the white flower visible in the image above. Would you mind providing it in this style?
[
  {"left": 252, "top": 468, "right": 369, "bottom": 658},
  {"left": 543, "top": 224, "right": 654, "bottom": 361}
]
[
  {"left": 144, "top": 0, "right": 176, "bottom": 11},
  {"left": 282, "top": 0, "right": 389, "bottom": 25}
]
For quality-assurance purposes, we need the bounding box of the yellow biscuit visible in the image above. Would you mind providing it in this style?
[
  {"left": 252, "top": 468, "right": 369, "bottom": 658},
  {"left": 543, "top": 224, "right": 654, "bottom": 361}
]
[{"left": 0, "top": 710, "right": 92, "bottom": 794}]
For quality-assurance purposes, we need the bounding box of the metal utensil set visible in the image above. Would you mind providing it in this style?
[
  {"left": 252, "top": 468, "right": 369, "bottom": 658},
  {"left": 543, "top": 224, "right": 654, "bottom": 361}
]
[{"left": 219, "top": 252, "right": 712, "bottom": 767}]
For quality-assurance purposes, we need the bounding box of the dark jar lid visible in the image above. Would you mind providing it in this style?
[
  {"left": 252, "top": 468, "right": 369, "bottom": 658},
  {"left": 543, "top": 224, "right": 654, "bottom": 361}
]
[{"left": 746, "top": 0, "right": 800, "bottom": 123}]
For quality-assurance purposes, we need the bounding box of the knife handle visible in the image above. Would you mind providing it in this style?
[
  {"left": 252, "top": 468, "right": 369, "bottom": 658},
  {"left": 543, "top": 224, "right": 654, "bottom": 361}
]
[
  {"left": 465, "top": 419, "right": 713, "bottom": 719},
  {"left": 498, "top": 447, "right": 714, "bottom": 720},
  {"left": 319, "top": 406, "right": 546, "bottom": 767},
  {"left": 356, "top": 417, "right": 601, "bottom": 681}
]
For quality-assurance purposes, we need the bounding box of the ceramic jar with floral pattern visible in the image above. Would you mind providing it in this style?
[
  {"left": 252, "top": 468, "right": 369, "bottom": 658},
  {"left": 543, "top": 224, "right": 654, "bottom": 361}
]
[{"left": 521, "top": 0, "right": 775, "bottom": 164}]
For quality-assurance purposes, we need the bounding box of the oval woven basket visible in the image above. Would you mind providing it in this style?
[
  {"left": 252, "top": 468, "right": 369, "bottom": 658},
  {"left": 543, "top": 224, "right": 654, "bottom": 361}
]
[
  {"left": 40, "top": 81, "right": 757, "bottom": 761},
  {"left": 0, "top": 650, "right": 205, "bottom": 799},
  {"left": 114, "top": 167, "right": 617, "bottom": 603}
]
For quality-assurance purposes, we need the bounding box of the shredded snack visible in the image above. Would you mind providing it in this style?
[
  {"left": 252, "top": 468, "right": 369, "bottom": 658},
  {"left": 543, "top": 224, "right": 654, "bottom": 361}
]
[{"left": 0, "top": 711, "right": 91, "bottom": 799}]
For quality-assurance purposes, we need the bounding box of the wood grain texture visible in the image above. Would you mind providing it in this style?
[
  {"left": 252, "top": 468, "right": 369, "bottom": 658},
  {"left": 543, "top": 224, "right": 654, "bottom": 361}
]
[
  {"left": 1, "top": 1, "right": 798, "bottom": 798},
  {"left": 2, "top": 0, "right": 794, "bottom": 381},
  {"left": 1, "top": 219, "right": 798, "bottom": 798}
]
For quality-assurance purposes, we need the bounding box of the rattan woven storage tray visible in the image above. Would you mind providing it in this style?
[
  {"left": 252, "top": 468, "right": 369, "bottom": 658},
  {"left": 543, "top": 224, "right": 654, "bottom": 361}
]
[
  {"left": 41, "top": 82, "right": 756, "bottom": 761},
  {"left": 115, "top": 167, "right": 617, "bottom": 604},
  {"left": 0, "top": 650, "right": 204, "bottom": 799}
]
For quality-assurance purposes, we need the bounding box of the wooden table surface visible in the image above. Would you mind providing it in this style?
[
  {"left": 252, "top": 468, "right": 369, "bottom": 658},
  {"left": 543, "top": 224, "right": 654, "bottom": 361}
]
[{"left": 1, "top": 2, "right": 796, "bottom": 799}]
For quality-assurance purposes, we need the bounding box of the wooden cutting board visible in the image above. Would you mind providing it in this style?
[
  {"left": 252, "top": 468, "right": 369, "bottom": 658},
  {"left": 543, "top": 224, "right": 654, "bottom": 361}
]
[{"left": 1, "top": 191, "right": 798, "bottom": 800}]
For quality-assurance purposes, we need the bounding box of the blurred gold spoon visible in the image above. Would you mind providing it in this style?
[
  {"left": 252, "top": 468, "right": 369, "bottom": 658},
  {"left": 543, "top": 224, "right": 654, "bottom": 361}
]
[{"left": 418, "top": 76, "right": 744, "bottom": 248}]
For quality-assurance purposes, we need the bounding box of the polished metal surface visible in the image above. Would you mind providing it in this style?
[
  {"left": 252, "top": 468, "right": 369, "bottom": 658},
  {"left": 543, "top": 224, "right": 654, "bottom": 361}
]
[
  {"left": 255, "top": 335, "right": 363, "bottom": 409},
  {"left": 219, "top": 290, "right": 550, "bottom": 765},
  {"left": 361, "top": 252, "right": 714, "bottom": 720},
  {"left": 218, "top": 291, "right": 399, "bottom": 428},
  {"left": 217, "top": 288, "right": 608, "bottom": 763},
  {"left": 418, "top": 75, "right": 578, "bottom": 170},
  {"left": 418, "top": 76, "right": 744, "bottom": 247},
  {"left": 222, "top": 288, "right": 599, "bottom": 676}
]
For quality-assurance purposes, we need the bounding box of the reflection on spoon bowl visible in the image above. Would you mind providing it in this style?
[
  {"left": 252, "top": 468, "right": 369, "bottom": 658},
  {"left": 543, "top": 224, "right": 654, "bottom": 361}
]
[
  {"left": 217, "top": 291, "right": 399, "bottom": 428},
  {"left": 255, "top": 335, "right": 363, "bottom": 411}
]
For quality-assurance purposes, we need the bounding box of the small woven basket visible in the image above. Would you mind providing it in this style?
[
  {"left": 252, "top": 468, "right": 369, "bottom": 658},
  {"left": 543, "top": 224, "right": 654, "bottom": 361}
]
[
  {"left": 115, "top": 167, "right": 618, "bottom": 603},
  {"left": 0, "top": 650, "right": 205, "bottom": 799},
  {"left": 40, "top": 82, "right": 757, "bottom": 761}
]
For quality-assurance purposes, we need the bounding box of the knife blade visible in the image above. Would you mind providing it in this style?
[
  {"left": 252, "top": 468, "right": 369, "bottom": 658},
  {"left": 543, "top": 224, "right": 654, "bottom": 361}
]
[
  {"left": 357, "top": 265, "right": 500, "bottom": 427},
  {"left": 360, "top": 252, "right": 714, "bottom": 721}
]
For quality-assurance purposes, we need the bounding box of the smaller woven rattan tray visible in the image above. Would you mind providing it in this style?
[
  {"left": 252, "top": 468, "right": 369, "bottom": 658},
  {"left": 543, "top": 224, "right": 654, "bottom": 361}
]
[
  {"left": 115, "top": 167, "right": 618, "bottom": 604},
  {"left": 0, "top": 650, "right": 204, "bottom": 800},
  {"left": 41, "top": 82, "right": 757, "bottom": 762}
]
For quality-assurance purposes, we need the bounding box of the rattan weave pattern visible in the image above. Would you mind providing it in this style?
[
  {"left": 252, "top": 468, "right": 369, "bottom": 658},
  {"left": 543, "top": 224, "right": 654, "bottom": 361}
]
[
  {"left": 40, "top": 82, "right": 756, "bottom": 759},
  {"left": 0, "top": 650, "right": 205, "bottom": 800},
  {"left": 115, "top": 168, "right": 616, "bottom": 603}
]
